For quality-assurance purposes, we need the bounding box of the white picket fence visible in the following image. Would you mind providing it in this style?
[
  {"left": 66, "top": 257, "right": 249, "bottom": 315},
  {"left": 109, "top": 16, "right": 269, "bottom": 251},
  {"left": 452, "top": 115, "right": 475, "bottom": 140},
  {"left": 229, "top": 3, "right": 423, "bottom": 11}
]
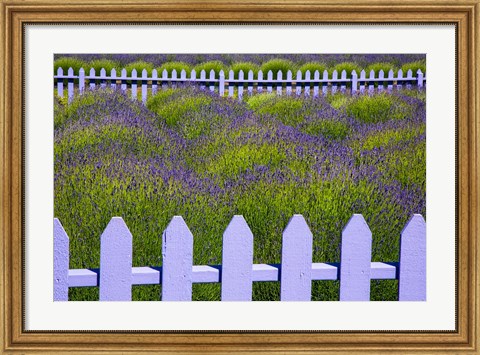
[
  {"left": 54, "top": 213, "right": 426, "bottom": 302},
  {"left": 54, "top": 67, "right": 426, "bottom": 104}
]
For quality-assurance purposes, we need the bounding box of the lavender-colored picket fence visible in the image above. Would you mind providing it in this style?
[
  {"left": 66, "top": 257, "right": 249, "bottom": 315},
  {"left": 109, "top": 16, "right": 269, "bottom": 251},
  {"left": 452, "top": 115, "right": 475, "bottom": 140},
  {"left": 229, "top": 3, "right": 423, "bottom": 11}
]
[
  {"left": 54, "top": 67, "right": 426, "bottom": 104},
  {"left": 54, "top": 214, "right": 426, "bottom": 302}
]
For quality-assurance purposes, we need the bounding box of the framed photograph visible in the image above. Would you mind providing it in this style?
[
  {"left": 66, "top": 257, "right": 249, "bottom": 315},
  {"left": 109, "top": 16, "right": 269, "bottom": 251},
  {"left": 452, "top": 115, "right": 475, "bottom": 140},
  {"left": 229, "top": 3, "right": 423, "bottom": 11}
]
[{"left": 1, "top": 0, "right": 478, "bottom": 353}]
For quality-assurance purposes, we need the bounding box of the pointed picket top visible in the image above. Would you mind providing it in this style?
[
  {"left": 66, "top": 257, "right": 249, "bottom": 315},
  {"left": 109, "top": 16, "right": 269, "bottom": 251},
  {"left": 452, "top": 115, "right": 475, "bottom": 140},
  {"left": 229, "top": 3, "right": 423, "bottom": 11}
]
[
  {"left": 228, "top": 69, "right": 234, "bottom": 79},
  {"left": 89, "top": 68, "right": 96, "bottom": 76},
  {"left": 406, "top": 69, "right": 413, "bottom": 78},
  {"left": 360, "top": 70, "right": 366, "bottom": 79},
  {"left": 332, "top": 70, "right": 338, "bottom": 80},
  {"left": 351, "top": 70, "right": 357, "bottom": 78},
  {"left": 417, "top": 69, "right": 424, "bottom": 76},
  {"left": 180, "top": 69, "right": 187, "bottom": 79},
  {"left": 67, "top": 67, "right": 74, "bottom": 76},
  {"left": 323, "top": 69, "right": 329, "bottom": 80},
  {"left": 190, "top": 69, "right": 196, "bottom": 79},
  {"left": 111, "top": 68, "right": 117, "bottom": 77},
  {"left": 388, "top": 69, "right": 394, "bottom": 78},
  {"left": 209, "top": 69, "right": 215, "bottom": 79},
  {"left": 131, "top": 69, "right": 137, "bottom": 77},
  {"left": 277, "top": 70, "right": 283, "bottom": 80},
  {"left": 267, "top": 70, "right": 273, "bottom": 80},
  {"left": 379, "top": 70, "right": 384, "bottom": 79},
  {"left": 314, "top": 70, "right": 320, "bottom": 80},
  {"left": 305, "top": 70, "right": 311, "bottom": 80},
  {"left": 397, "top": 69, "right": 403, "bottom": 78},
  {"left": 141, "top": 68, "right": 148, "bottom": 77},
  {"left": 121, "top": 68, "right": 127, "bottom": 77},
  {"left": 258, "top": 69, "right": 263, "bottom": 79},
  {"left": 200, "top": 70, "right": 206, "bottom": 79},
  {"left": 100, "top": 68, "right": 106, "bottom": 77},
  {"left": 341, "top": 70, "right": 347, "bottom": 80},
  {"left": 339, "top": 214, "right": 372, "bottom": 301},
  {"left": 221, "top": 215, "right": 254, "bottom": 301},
  {"left": 296, "top": 70, "right": 302, "bottom": 80},
  {"left": 162, "top": 216, "right": 194, "bottom": 301},
  {"left": 399, "top": 214, "right": 426, "bottom": 301},
  {"left": 239, "top": 70, "right": 245, "bottom": 80},
  {"left": 54, "top": 218, "right": 69, "bottom": 301},
  {"left": 162, "top": 69, "right": 168, "bottom": 78},
  {"left": 99, "top": 217, "right": 133, "bottom": 301},
  {"left": 368, "top": 69, "right": 374, "bottom": 78},
  {"left": 57, "top": 67, "right": 63, "bottom": 76},
  {"left": 248, "top": 70, "right": 254, "bottom": 80},
  {"left": 219, "top": 69, "right": 225, "bottom": 78},
  {"left": 152, "top": 68, "right": 158, "bottom": 77},
  {"left": 281, "top": 214, "right": 313, "bottom": 301},
  {"left": 171, "top": 69, "right": 177, "bottom": 79}
]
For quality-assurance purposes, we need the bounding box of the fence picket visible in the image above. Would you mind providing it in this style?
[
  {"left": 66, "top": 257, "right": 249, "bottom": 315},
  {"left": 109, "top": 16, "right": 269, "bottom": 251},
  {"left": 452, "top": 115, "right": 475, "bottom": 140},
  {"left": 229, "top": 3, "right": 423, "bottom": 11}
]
[
  {"left": 209, "top": 70, "right": 216, "bottom": 92},
  {"left": 89, "top": 68, "right": 96, "bottom": 90},
  {"left": 417, "top": 69, "right": 424, "bottom": 88},
  {"left": 131, "top": 69, "right": 138, "bottom": 99},
  {"left": 180, "top": 69, "right": 187, "bottom": 84},
  {"left": 247, "top": 70, "right": 254, "bottom": 96},
  {"left": 100, "top": 68, "right": 107, "bottom": 89},
  {"left": 332, "top": 70, "right": 338, "bottom": 94},
  {"left": 286, "top": 70, "right": 293, "bottom": 96},
  {"left": 351, "top": 70, "right": 358, "bottom": 94},
  {"left": 67, "top": 68, "right": 74, "bottom": 103},
  {"left": 397, "top": 69, "right": 403, "bottom": 90},
  {"left": 110, "top": 68, "right": 117, "bottom": 90},
  {"left": 57, "top": 67, "right": 64, "bottom": 97},
  {"left": 406, "top": 69, "right": 413, "bottom": 89},
  {"left": 398, "top": 214, "right": 426, "bottom": 301},
  {"left": 162, "top": 69, "right": 169, "bottom": 90},
  {"left": 221, "top": 216, "right": 254, "bottom": 301},
  {"left": 339, "top": 214, "right": 372, "bottom": 301},
  {"left": 387, "top": 69, "right": 394, "bottom": 91},
  {"left": 152, "top": 69, "right": 158, "bottom": 96},
  {"left": 280, "top": 215, "right": 313, "bottom": 301},
  {"left": 359, "top": 70, "right": 366, "bottom": 93},
  {"left": 79, "top": 68, "right": 85, "bottom": 93},
  {"left": 121, "top": 69, "right": 127, "bottom": 93},
  {"left": 238, "top": 70, "right": 244, "bottom": 100},
  {"left": 200, "top": 70, "right": 206, "bottom": 90},
  {"left": 257, "top": 70, "right": 264, "bottom": 94},
  {"left": 304, "top": 70, "right": 311, "bottom": 97},
  {"left": 162, "top": 216, "right": 193, "bottom": 301},
  {"left": 141, "top": 69, "right": 148, "bottom": 103},
  {"left": 340, "top": 70, "right": 347, "bottom": 93},
  {"left": 368, "top": 70, "right": 375, "bottom": 93},
  {"left": 267, "top": 71, "right": 273, "bottom": 93},
  {"left": 54, "top": 218, "right": 69, "bottom": 301},
  {"left": 99, "top": 217, "right": 133, "bottom": 301},
  {"left": 313, "top": 70, "right": 320, "bottom": 97},
  {"left": 322, "top": 70, "right": 329, "bottom": 95},
  {"left": 378, "top": 70, "right": 384, "bottom": 91},
  {"left": 295, "top": 70, "right": 302, "bottom": 96},
  {"left": 219, "top": 70, "right": 225, "bottom": 96},
  {"left": 171, "top": 69, "right": 178, "bottom": 89},
  {"left": 277, "top": 71, "right": 283, "bottom": 96},
  {"left": 228, "top": 70, "right": 235, "bottom": 97}
]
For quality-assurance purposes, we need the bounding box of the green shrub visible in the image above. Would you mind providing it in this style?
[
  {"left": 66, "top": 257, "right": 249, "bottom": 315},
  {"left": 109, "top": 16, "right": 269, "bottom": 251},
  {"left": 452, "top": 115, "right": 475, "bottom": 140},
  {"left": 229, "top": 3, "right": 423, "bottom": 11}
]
[
  {"left": 302, "top": 119, "right": 350, "bottom": 140},
  {"left": 54, "top": 57, "right": 87, "bottom": 75},
  {"left": 330, "top": 62, "right": 362, "bottom": 79},
  {"left": 229, "top": 62, "right": 260, "bottom": 78},
  {"left": 245, "top": 93, "right": 277, "bottom": 111},
  {"left": 345, "top": 93, "right": 411, "bottom": 123},
  {"left": 401, "top": 60, "right": 426, "bottom": 76},
  {"left": 157, "top": 61, "right": 192, "bottom": 76},
  {"left": 299, "top": 62, "right": 327, "bottom": 76},
  {"left": 193, "top": 61, "right": 226, "bottom": 77},
  {"left": 145, "top": 89, "right": 178, "bottom": 112},
  {"left": 124, "top": 61, "right": 154, "bottom": 77},
  {"left": 365, "top": 62, "right": 397, "bottom": 76},
  {"left": 151, "top": 95, "right": 213, "bottom": 127},
  {"left": 260, "top": 59, "right": 296, "bottom": 77},
  {"left": 256, "top": 97, "right": 306, "bottom": 126},
  {"left": 87, "top": 59, "right": 120, "bottom": 75}
]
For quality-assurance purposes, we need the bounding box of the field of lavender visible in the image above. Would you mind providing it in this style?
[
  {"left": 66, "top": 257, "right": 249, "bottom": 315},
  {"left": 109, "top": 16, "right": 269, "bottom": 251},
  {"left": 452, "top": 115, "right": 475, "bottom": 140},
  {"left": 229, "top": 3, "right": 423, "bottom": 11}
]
[{"left": 54, "top": 82, "right": 426, "bottom": 301}]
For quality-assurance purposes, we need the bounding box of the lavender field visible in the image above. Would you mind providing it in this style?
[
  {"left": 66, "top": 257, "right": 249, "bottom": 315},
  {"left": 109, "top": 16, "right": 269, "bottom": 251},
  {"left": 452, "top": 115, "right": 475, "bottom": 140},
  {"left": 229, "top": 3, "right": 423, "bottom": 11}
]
[{"left": 54, "top": 55, "right": 426, "bottom": 301}]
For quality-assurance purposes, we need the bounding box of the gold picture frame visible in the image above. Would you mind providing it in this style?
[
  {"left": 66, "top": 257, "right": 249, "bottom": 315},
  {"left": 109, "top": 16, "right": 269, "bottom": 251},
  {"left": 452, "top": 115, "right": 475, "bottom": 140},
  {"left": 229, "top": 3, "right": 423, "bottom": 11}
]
[{"left": 1, "top": 0, "right": 478, "bottom": 353}]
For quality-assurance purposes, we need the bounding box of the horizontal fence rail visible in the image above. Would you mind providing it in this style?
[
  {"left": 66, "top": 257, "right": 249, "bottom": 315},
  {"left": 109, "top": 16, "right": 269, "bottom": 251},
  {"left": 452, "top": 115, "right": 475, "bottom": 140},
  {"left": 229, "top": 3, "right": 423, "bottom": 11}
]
[
  {"left": 54, "top": 214, "right": 426, "bottom": 301},
  {"left": 54, "top": 67, "right": 426, "bottom": 104}
]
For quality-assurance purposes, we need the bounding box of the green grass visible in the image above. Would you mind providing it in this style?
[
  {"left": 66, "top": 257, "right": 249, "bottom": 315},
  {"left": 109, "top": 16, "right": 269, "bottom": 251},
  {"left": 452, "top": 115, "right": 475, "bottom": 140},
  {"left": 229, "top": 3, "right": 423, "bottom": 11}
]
[
  {"left": 124, "top": 61, "right": 154, "bottom": 77},
  {"left": 88, "top": 59, "right": 120, "bottom": 75},
  {"left": 260, "top": 59, "right": 296, "bottom": 77},
  {"left": 193, "top": 61, "right": 227, "bottom": 77},
  {"left": 54, "top": 57, "right": 87, "bottom": 75},
  {"left": 330, "top": 62, "right": 362, "bottom": 79},
  {"left": 401, "top": 60, "right": 426, "bottom": 76},
  {"left": 157, "top": 61, "right": 192, "bottom": 76}
]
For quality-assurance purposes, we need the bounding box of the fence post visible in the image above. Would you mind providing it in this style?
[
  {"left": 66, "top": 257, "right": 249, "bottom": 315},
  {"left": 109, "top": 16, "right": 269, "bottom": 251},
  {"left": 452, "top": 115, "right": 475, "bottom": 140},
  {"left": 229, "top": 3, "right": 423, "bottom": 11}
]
[
  {"left": 121, "top": 69, "right": 127, "bottom": 93},
  {"left": 99, "top": 217, "right": 133, "bottom": 301},
  {"left": 54, "top": 218, "right": 69, "bottom": 301},
  {"left": 238, "top": 70, "right": 244, "bottom": 100},
  {"left": 339, "top": 214, "right": 372, "bottom": 301},
  {"left": 257, "top": 70, "right": 264, "bottom": 94},
  {"left": 57, "top": 67, "right": 64, "bottom": 97},
  {"left": 79, "top": 68, "right": 85, "bottom": 94},
  {"left": 221, "top": 215, "right": 254, "bottom": 301},
  {"left": 398, "top": 214, "right": 426, "bottom": 301},
  {"left": 110, "top": 68, "right": 117, "bottom": 91},
  {"left": 219, "top": 70, "right": 225, "bottom": 97},
  {"left": 162, "top": 216, "right": 193, "bottom": 301},
  {"left": 67, "top": 67, "right": 74, "bottom": 103},
  {"left": 152, "top": 69, "right": 158, "bottom": 96},
  {"left": 280, "top": 215, "right": 313, "bottom": 301},
  {"left": 417, "top": 69, "right": 424, "bottom": 88},
  {"left": 228, "top": 70, "right": 235, "bottom": 97},
  {"left": 277, "top": 70, "right": 283, "bottom": 96},
  {"left": 351, "top": 70, "right": 358, "bottom": 94},
  {"left": 141, "top": 69, "right": 148, "bottom": 104},
  {"left": 89, "top": 68, "right": 96, "bottom": 90}
]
